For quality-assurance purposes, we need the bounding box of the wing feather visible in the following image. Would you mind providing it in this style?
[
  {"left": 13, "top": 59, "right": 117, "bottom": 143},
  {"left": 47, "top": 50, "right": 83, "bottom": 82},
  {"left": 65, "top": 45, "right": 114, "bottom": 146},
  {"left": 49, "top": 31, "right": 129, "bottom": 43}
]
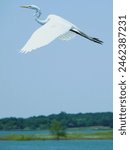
[
  {"left": 20, "top": 17, "right": 72, "bottom": 53},
  {"left": 59, "top": 31, "right": 76, "bottom": 41}
]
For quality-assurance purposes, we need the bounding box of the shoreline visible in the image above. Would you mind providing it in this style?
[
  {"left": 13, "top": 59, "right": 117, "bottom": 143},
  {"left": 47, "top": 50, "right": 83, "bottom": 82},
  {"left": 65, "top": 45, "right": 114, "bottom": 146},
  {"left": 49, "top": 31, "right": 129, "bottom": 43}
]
[{"left": 0, "top": 131, "right": 113, "bottom": 141}]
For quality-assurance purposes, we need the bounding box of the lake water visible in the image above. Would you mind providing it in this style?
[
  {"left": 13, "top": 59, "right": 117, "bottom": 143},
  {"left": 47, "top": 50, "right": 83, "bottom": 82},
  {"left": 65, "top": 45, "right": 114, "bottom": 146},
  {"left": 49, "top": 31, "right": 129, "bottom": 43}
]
[
  {"left": 0, "top": 130, "right": 113, "bottom": 150},
  {"left": 0, "top": 128, "right": 112, "bottom": 135},
  {"left": 0, "top": 140, "right": 113, "bottom": 150}
]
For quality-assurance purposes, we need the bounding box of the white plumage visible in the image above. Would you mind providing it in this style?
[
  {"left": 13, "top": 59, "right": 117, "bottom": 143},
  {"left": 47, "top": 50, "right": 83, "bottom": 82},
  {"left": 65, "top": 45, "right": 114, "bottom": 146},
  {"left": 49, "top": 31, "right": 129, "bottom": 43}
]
[
  {"left": 20, "top": 15, "right": 76, "bottom": 53},
  {"left": 20, "top": 5, "right": 103, "bottom": 53}
]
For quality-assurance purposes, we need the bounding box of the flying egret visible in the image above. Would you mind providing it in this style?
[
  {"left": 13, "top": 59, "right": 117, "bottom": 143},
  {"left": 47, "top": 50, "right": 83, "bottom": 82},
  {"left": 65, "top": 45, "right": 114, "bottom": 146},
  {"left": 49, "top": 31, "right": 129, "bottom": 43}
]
[{"left": 20, "top": 5, "right": 103, "bottom": 53}]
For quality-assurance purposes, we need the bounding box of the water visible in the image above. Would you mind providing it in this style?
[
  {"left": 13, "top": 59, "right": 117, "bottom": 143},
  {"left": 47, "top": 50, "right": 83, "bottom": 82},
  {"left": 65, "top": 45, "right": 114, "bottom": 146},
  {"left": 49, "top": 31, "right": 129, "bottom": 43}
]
[
  {"left": 0, "top": 128, "right": 112, "bottom": 135},
  {"left": 0, "top": 140, "right": 113, "bottom": 150},
  {"left": 0, "top": 130, "right": 113, "bottom": 150},
  {"left": 0, "top": 130, "right": 49, "bottom": 135},
  {"left": 67, "top": 128, "right": 112, "bottom": 134}
]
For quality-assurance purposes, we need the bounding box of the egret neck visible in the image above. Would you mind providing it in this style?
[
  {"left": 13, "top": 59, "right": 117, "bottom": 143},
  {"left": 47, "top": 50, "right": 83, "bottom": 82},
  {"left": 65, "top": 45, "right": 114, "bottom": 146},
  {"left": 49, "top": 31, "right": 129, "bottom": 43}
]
[{"left": 33, "top": 7, "right": 46, "bottom": 25}]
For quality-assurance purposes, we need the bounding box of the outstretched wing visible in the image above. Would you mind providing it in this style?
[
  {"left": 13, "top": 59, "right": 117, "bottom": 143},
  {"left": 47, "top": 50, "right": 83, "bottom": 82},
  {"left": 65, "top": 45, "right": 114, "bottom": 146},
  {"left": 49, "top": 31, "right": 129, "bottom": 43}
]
[
  {"left": 20, "top": 17, "right": 72, "bottom": 53},
  {"left": 59, "top": 31, "right": 76, "bottom": 41}
]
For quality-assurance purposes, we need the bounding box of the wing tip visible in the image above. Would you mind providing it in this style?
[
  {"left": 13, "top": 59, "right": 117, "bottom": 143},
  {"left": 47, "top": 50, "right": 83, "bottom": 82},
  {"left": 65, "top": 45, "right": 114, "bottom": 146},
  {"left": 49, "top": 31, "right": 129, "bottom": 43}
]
[
  {"left": 20, "top": 49, "right": 27, "bottom": 54},
  {"left": 20, "top": 49, "right": 30, "bottom": 54},
  {"left": 20, "top": 46, "right": 34, "bottom": 54}
]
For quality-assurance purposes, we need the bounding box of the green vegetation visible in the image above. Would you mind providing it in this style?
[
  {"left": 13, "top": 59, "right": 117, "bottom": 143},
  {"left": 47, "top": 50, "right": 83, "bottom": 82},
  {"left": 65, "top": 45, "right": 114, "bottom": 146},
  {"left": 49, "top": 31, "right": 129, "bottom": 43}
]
[
  {"left": 49, "top": 120, "right": 66, "bottom": 139},
  {"left": 0, "top": 131, "right": 113, "bottom": 140},
  {"left": 0, "top": 112, "right": 113, "bottom": 130},
  {"left": 66, "top": 131, "right": 113, "bottom": 140}
]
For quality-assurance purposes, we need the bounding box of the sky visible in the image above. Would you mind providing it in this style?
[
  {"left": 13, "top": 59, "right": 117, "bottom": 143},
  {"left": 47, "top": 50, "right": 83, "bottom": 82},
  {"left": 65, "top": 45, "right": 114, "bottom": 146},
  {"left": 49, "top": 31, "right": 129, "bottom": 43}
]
[{"left": 0, "top": 0, "right": 112, "bottom": 118}]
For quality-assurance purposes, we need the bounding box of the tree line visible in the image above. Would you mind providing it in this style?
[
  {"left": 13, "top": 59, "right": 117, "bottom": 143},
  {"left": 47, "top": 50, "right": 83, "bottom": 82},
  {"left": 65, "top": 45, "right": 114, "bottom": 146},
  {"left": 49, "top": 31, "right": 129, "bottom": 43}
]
[{"left": 0, "top": 112, "right": 113, "bottom": 130}]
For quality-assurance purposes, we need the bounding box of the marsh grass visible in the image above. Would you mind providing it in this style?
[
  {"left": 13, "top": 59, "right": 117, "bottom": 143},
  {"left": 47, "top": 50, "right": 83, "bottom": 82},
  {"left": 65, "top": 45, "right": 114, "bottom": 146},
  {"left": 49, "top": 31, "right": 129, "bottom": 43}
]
[{"left": 0, "top": 131, "right": 112, "bottom": 141}]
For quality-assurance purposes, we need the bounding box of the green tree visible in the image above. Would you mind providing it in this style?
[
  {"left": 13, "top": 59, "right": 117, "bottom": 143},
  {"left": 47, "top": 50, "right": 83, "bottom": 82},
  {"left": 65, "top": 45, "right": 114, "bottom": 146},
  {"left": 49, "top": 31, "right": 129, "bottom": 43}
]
[{"left": 49, "top": 120, "right": 66, "bottom": 139}]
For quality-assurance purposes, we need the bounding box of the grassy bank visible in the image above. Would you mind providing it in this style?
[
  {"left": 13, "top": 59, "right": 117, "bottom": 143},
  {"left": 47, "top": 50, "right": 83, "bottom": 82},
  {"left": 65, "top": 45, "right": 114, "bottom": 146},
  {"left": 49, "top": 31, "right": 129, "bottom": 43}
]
[{"left": 0, "top": 131, "right": 113, "bottom": 141}]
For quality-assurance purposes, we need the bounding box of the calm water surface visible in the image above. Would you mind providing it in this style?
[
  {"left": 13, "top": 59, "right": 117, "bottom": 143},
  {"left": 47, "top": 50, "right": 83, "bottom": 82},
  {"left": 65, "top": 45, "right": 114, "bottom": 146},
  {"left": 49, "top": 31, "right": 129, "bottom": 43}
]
[
  {"left": 0, "top": 140, "right": 112, "bottom": 150},
  {"left": 0, "top": 128, "right": 112, "bottom": 135}
]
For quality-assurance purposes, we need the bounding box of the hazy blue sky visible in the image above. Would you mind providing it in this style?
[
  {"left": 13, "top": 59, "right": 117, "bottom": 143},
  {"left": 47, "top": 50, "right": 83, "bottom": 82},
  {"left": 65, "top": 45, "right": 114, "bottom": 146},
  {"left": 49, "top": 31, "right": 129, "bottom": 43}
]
[{"left": 0, "top": 0, "right": 112, "bottom": 118}]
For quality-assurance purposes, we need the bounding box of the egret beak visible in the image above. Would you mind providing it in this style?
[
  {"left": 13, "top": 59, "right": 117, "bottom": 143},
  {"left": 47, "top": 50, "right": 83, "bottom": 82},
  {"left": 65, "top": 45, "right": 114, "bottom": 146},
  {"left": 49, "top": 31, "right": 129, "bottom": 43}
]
[{"left": 20, "top": 6, "right": 29, "bottom": 8}]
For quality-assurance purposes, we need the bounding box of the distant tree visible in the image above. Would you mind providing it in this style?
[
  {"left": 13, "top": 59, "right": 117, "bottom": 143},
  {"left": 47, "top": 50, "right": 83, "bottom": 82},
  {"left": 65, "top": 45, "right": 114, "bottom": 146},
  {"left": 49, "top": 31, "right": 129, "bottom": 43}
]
[
  {"left": 0, "top": 112, "right": 113, "bottom": 130},
  {"left": 49, "top": 120, "right": 66, "bottom": 139}
]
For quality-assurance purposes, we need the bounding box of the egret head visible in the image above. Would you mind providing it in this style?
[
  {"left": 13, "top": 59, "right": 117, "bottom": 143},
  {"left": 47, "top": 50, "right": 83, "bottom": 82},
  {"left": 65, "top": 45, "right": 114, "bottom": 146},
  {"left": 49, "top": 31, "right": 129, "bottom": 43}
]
[
  {"left": 20, "top": 5, "right": 40, "bottom": 11},
  {"left": 21, "top": 4, "right": 41, "bottom": 19}
]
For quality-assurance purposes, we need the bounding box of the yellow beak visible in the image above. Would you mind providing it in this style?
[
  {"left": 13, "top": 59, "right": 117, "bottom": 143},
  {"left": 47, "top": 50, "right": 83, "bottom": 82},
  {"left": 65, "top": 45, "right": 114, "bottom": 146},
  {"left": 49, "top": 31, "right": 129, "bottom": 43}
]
[{"left": 20, "top": 6, "right": 29, "bottom": 8}]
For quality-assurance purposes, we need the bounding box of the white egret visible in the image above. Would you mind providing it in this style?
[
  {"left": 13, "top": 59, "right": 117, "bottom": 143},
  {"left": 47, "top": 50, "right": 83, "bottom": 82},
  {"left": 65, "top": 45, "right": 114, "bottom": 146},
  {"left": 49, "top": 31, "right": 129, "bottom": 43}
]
[{"left": 20, "top": 5, "right": 103, "bottom": 53}]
